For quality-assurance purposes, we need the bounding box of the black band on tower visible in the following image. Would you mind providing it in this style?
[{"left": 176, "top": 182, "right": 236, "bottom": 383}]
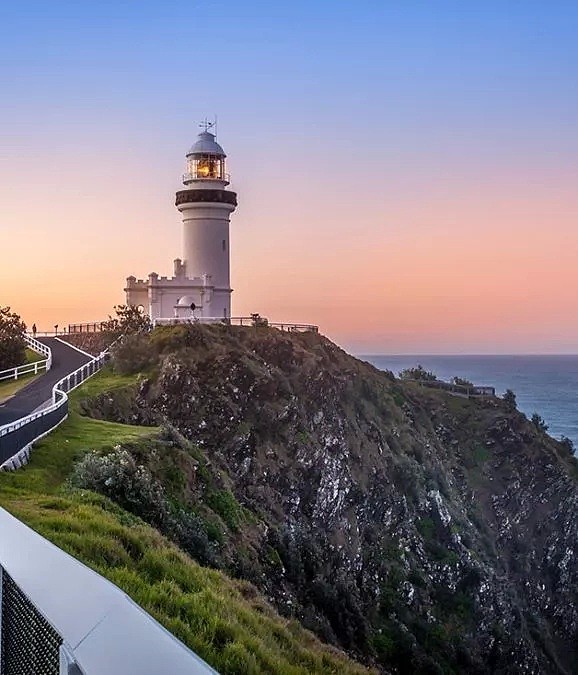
[{"left": 175, "top": 189, "right": 238, "bottom": 207}]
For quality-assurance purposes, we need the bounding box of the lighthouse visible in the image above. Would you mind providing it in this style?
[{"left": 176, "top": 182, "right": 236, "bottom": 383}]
[
  {"left": 125, "top": 124, "right": 238, "bottom": 321},
  {"left": 177, "top": 127, "right": 237, "bottom": 316}
]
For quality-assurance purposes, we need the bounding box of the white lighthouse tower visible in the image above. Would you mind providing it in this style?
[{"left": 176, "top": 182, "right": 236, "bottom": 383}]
[
  {"left": 125, "top": 123, "right": 238, "bottom": 320},
  {"left": 177, "top": 125, "right": 237, "bottom": 317}
]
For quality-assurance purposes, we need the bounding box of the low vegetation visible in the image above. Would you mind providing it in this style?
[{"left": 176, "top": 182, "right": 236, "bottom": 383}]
[
  {"left": 6, "top": 324, "right": 578, "bottom": 674},
  {"left": 0, "top": 372, "right": 40, "bottom": 404},
  {"left": 399, "top": 364, "right": 437, "bottom": 381},
  {"left": 26, "top": 348, "right": 45, "bottom": 363},
  {"left": 0, "top": 348, "right": 46, "bottom": 403},
  {"left": 0, "top": 370, "right": 371, "bottom": 674}
]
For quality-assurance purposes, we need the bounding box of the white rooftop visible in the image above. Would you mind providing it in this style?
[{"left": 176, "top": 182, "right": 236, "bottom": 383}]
[{"left": 186, "top": 131, "right": 226, "bottom": 157}]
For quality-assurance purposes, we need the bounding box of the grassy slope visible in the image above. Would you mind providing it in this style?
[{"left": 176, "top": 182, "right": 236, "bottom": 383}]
[
  {"left": 0, "top": 369, "right": 370, "bottom": 675},
  {"left": 0, "top": 350, "right": 47, "bottom": 402},
  {"left": 0, "top": 372, "right": 39, "bottom": 403},
  {"left": 26, "top": 348, "right": 45, "bottom": 363}
]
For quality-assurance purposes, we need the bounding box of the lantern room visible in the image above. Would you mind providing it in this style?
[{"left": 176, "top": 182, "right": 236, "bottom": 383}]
[{"left": 183, "top": 130, "right": 228, "bottom": 184}]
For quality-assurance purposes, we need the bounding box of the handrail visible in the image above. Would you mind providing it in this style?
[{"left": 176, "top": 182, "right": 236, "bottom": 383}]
[
  {"left": 67, "top": 321, "right": 109, "bottom": 334},
  {"left": 153, "top": 316, "right": 319, "bottom": 332},
  {"left": 0, "top": 336, "right": 217, "bottom": 673},
  {"left": 404, "top": 378, "right": 496, "bottom": 398},
  {"left": 0, "top": 506, "right": 216, "bottom": 674},
  {"left": 182, "top": 171, "right": 231, "bottom": 183},
  {"left": 0, "top": 360, "right": 49, "bottom": 382},
  {"left": 0, "top": 347, "right": 108, "bottom": 469},
  {"left": 0, "top": 354, "right": 105, "bottom": 441},
  {"left": 69, "top": 317, "right": 320, "bottom": 334},
  {"left": 25, "top": 334, "right": 52, "bottom": 361},
  {"left": 0, "top": 335, "right": 52, "bottom": 383}
]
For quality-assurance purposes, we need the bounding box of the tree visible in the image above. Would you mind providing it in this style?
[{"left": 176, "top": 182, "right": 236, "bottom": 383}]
[
  {"left": 399, "top": 365, "right": 437, "bottom": 382},
  {"left": 250, "top": 313, "right": 269, "bottom": 327},
  {"left": 104, "top": 305, "right": 151, "bottom": 335},
  {"left": 560, "top": 436, "right": 575, "bottom": 455},
  {"left": 0, "top": 307, "right": 27, "bottom": 370},
  {"left": 503, "top": 389, "right": 517, "bottom": 412},
  {"left": 531, "top": 413, "right": 549, "bottom": 433}
]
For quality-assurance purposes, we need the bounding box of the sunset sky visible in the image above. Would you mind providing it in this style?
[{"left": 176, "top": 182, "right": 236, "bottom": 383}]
[{"left": 2, "top": 1, "right": 578, "bottom": 353}]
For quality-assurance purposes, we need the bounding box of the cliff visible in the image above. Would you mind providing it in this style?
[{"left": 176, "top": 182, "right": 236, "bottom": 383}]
[{"left": 75, "top": 324, "right": 578, "bottom": 674}]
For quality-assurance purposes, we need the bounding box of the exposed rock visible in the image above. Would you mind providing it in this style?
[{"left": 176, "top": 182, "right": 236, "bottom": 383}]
[{"left": 79, "top": 325, "right": 578, "bottom": 674}]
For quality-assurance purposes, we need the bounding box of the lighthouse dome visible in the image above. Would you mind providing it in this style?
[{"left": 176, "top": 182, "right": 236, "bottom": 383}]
[{"left": 187, "top": 131, "right": 226, "bottom": 157}]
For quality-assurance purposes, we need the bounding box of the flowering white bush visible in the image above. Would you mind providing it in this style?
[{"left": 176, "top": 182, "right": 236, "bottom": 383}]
[
  {"left": 71, "top": 445, "right": 218, "bottom": 566},
  {"left": 71, "top": 448, "right": 169, "bottom": 528}
]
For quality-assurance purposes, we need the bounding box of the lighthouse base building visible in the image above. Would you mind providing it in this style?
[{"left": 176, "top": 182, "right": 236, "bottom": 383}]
[{"left": 125, "top": 127, "right": 238, "bottom": 321}]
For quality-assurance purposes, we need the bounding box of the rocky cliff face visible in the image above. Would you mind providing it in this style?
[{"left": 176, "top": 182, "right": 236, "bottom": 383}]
[{"left": 78, "top": 324, "right": 578, "bottom": 674}]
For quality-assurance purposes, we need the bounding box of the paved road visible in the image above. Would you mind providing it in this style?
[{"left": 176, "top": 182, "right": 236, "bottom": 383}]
[{"left": 0, "top": 339, "right": 91, "bottom": 427}]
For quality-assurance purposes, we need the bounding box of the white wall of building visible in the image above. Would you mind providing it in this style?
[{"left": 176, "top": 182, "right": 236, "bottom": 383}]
[{"left": 178, "top": 202, "right": 235, "bottom": 290}]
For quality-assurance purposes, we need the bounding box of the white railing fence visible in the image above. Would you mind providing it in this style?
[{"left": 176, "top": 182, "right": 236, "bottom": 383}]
[
  {"left": 0, "top": 336, "right": 218, "bottom": 674},
  {"left": 0, "top": 349, "right": 107, "bottom": 471},
  {"left": 0, "top": 336, "right": 52, "bottom": 384},
  {"left": 153, "top": 316, "right": 319, "bottom": 332},
  {"left": 0, "top": 507, "right": 216, "bottom": 675}
]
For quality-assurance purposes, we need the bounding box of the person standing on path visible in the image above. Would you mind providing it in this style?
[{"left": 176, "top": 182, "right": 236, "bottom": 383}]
[{"left": 32, "top": 323, "right": 37, "bottom": 337}]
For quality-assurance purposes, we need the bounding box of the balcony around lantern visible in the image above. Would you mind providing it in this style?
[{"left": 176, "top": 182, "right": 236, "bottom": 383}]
[{"left": 182, "top": 171, "right": 231, "bottom": 184}]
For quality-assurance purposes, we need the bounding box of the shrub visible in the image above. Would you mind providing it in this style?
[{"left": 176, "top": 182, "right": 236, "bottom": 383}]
[
  {"left": 70, "top": 448, "right": 170, "bottom": 528},
  {"left": 206, "top": 489, "right": 243, "bottom": 532},
  {"left": 416, "top": 516, "right": 436, "bottom": 540},
  {"left": 393, "top": 457, "right": 422, "bottom": 503},
  {"left": 503, "top": 389, "right": 517, "bottom": 412},
  {"left": 70, "top": 447, "right": 219, "bottom": 566},
  {"left": 560, "top": 436, "right": 575, "bottom": 454},
  {"left": 399, "top": 365, "right": 437, "bottom": 382},
  {"left": 531, "top": 413, "right": 549, "bottom": 433},
  {"left": 149, "top": 323, "right": 210, "bottom": 352},
  {"left": 104, "top": 304, "right": 152, "bottom": 335},
  {"left": 250, "top": 313, "right": 269, "bottom": 327},
  {"left": 111, "top": 333, "right": 156, "bottom": 375}
]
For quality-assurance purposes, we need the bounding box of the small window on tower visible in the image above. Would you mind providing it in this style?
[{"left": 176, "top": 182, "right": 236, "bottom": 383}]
[{"left": 222, "top": 239, "right": 226, "bottom": 251}]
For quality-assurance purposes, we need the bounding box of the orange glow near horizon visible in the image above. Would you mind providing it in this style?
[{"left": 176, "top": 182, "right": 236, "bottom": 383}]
[{"left": 3, "top": 142, "right": 578, "bottom": 354}]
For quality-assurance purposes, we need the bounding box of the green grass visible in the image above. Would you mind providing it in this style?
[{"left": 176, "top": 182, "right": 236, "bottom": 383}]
[
  {"left": 471, "top": 444, "right": 490, "bottom": 465},
  {"left": 0, "top": 349, "right": 50, "bottom": 402},
  {"left": 0, "top": 369, "right": 371, "bottom": 675},
  {"left": 26, "top": 348, "right": 46, "bottom": 363},
  {"left": 0, "top": 371, "right": 40, "bottom": 403}
]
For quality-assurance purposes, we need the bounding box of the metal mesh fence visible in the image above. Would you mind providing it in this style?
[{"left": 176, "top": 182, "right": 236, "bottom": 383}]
[{"left": 1, "top": 568, "right": 62, "bottom": 675}]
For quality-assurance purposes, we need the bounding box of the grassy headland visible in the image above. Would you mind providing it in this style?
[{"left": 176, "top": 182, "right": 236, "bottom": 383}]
[{"left": 0, "top": 368, "right": 371, "bottom": 675}]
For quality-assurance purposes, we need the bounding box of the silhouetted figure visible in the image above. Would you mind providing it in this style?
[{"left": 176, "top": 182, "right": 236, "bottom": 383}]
[{"left": 32, "top": 323, "right": 37, "bottom": 337}]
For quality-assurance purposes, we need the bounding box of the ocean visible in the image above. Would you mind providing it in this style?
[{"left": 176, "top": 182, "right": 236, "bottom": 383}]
[{"left": 362, "top": 355, "right": 578, "bottom": 450}]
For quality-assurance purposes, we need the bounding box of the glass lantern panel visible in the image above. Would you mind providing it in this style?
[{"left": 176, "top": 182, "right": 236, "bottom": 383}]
[{"left": 187, "top": 155, "right": 224, "bottom": 179}]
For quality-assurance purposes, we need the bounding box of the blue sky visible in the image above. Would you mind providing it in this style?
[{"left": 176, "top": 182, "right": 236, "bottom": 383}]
[{"left": 2, "top": 1, "right": 578, "bottom": 352}]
